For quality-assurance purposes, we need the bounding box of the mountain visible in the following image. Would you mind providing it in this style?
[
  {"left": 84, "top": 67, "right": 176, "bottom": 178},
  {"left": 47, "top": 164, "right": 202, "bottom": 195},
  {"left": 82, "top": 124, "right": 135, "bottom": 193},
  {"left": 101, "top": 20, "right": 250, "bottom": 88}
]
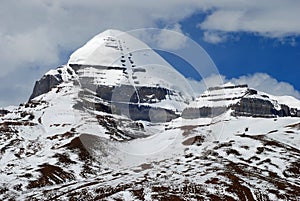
[{"left": 1, "top": 29, "right": 300, "bottom": 200}]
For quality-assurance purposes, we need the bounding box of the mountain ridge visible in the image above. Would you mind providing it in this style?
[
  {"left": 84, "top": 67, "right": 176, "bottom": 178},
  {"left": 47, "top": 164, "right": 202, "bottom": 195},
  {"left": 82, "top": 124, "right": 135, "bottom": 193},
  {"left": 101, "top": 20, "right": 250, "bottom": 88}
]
[{"left": 1, "top": 29, "right": 300, "bottom": 200}]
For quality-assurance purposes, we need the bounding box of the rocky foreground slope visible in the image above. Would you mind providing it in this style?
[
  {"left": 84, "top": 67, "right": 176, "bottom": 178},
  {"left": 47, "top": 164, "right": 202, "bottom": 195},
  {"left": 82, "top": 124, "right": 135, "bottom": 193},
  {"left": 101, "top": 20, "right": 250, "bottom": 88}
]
[{"left": 1, "top": 30, "right": 300, "bottom": 200}]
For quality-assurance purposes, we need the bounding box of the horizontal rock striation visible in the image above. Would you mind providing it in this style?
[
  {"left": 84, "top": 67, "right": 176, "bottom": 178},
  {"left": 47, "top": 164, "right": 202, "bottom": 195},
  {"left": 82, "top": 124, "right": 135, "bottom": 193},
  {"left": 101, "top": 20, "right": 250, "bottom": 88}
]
[{"left": 183, "top": 84, "right": 300, "bottom": 119}]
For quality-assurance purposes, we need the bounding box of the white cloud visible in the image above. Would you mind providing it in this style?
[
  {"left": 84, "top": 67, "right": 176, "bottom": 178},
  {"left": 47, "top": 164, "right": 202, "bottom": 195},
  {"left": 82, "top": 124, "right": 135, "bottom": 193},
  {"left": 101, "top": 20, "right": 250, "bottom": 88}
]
[
  {"left": 3, "top": 0, "right": 298, "bottom": 78},
  {"left": 198, "top": 0, "right": 300, "bottom": 43},
  {"left": 155, "top": 24, "right": 188, "bottom": 50},
  {"left": 203, "top": 31, "right": 227, "bottom": 44},
  {"left": 229, "top": 73, "right": 300, "bottom": 99},
  {"left": 131, "top": 24, "right": 188, "bottom": 51},
  {"left": 0, "top": 28, "right": 60, "bottom": 75},
  {"left": 0, "top": 0, "right": 200, "bottom": 78},
  {"left": 188, "top": 73, "right": 300, "bottom": 100},
  {"left": 188, "top": 74, "right": 226, "bottom": 95}
]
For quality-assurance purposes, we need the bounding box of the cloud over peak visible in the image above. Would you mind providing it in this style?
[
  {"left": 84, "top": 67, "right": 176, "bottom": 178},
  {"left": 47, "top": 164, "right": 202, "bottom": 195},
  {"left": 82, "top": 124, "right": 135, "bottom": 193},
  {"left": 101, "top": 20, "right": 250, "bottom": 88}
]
[
  {"left": 230, "top": 73, "right": 300, "bottom": 99},
  {"left": 198, "top": 0, "right": 300, "bottom": 43}
]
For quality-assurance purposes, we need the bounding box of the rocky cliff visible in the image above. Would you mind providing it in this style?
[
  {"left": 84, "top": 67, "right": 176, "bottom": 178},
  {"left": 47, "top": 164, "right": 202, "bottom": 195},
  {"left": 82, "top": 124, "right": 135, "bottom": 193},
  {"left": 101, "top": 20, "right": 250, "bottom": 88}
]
[
  {"left": 30, "top": 74, "right": 63, "bottom": 100},
  {"left": 183, "top": 84, "right": 300, "bottom": 119}
]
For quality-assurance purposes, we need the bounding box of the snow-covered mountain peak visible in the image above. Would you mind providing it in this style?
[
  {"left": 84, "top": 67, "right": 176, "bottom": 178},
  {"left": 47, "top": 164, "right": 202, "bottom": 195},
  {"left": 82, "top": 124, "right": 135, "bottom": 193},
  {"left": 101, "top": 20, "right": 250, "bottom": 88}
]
[
  {"left": 96, "top": 29, "right": 124, "bottom": 37},
  {"left": 68, "top": 29, "right": 170, "bottom": 68},
  {"left": 65, "top": 29, "right": 193, "bottom": 114},
  {"left": 2, "top": 29, "right": 300, "bottom": 200}
]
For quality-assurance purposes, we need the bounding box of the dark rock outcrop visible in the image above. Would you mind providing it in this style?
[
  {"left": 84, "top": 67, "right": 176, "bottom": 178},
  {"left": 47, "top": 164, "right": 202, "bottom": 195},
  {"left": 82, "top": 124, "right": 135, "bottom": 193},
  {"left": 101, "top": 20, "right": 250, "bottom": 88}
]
[
  {"left": 104, "top": 102, "right": 178, "bottom": 122},
  {"left": 182, "top": 107, "right": 227, "bottom": 119},
  {"left": 29, "top": 74, "right": 63, "bottom": 100},
  {"left": 232, "top": 98, "right": 300, "bottom": 118},
  {"left": 0, "top": 109, "right": 9, "bottom": 116},
  {"left": 183, "top": 83, "right": 300, "bottom": 119},
  {"left": 278, "top": 104, "right": 291, "bottom": 117},
  {"left": 231, "top": 98, "right": 276, "bottom": 117},
  {"left": 208, "top": 84, "right": 249, "bottom": 91},
  {"left": 96, "top": 85, "right": 170, "bottom": 104},
  {"left": 246, "top": 88, "right": 258, "bottom": 95},
  {"left": 290, "top": 108, "right": 300, "bottom": 117},
  {"left": 183, "top": 98, "right": 300, "bottom": 119},
  {"left": 27, "top": 164, "right": 75, "bottom": 189},
  {"left": 76, "top": 91, "right": 179, "bottom": 122},
  {"left": 92, "top": 84, "right": 179, "bottom": 122}
]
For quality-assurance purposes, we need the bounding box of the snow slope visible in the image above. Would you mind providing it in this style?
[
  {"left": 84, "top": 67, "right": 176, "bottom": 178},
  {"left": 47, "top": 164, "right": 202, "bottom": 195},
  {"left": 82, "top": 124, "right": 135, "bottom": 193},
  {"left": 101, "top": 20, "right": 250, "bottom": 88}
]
[
  {"left": 0, "top": 29, "right": 300, "bottom": 200},
  {"left": 268, "top": 94, "right": 300, "bottom": 108},
  {"left": 68, "top": 29, "right": 193, "bottom": 98}
]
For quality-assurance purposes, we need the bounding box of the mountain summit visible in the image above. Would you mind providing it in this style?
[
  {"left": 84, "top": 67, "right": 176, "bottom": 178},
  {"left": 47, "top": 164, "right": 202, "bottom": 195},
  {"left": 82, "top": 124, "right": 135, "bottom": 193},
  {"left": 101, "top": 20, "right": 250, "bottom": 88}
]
[{"left": 1, "top": 29, "right": 300, "bottom": 200}]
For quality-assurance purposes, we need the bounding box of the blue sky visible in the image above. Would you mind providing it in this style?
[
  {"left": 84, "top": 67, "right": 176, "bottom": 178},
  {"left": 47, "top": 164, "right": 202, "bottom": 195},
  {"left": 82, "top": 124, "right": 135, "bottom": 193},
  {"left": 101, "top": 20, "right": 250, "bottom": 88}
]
[
  {"left": 180, "top": 13, "right": 300, "bottom": 90},
  {"left": 1, "top": 1, "right": 300, "bottom": 107}
]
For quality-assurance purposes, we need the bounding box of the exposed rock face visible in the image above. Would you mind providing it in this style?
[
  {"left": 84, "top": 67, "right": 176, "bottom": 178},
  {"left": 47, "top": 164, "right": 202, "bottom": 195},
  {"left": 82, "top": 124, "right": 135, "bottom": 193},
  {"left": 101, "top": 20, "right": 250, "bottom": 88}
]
[
  {"left": 183, "top": 84, "right": 300, "bottom": 119},
  {"left": 78, "top": 98, "right": 178, "bottom": 122},
  {"left": 278, "top": 104, "right": 290, "bottom": 117},
  {"left": 0, "top": 109, "right": 9, "bottom": 116},
  {"left": 232, "top": 98, "right": 300, "bottom": 118},
  {"left": 71, "top": 64, "right": 186, "bottom": 122},
  {"left": 29, "top": 74, "right": 63, "bottom": 100},
  {"left": 27, "top": 164, "right": 75, "bottom": 189},
  {"left": 115, "top": 103, "right": 178, "bottom": 122},
  {"left": 29, "top": 63, "right": 297, "bottom": 121},
  {"left": 182, "top": 107, "right": 227, "bottom": 119},
  {"left": 290, "top": 108, "right": 300, "bottom": 117},
  {"left": 96, "top": 85, "right": 170, "bottom": 104},
  {"left": 231, "top": 98, "right": 276, "bottom": 118},
  {"left": 208, "top": 84, "right": 248, "bottom": 91}
]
